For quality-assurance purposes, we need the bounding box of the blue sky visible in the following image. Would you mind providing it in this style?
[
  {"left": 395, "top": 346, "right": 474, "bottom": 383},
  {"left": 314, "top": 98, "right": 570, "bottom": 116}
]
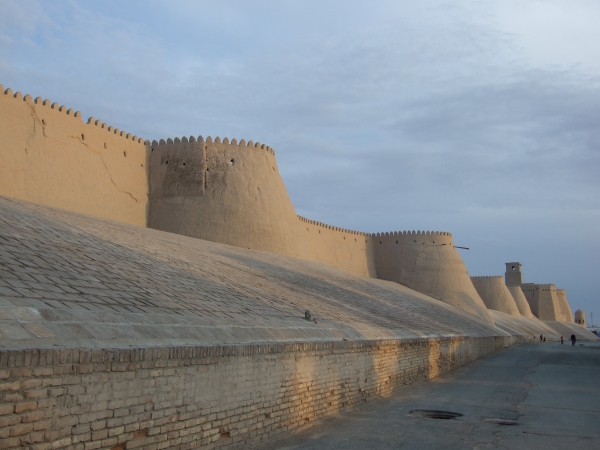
[{"left": 1, "top": 0, "right": 599, "bottom": 320}]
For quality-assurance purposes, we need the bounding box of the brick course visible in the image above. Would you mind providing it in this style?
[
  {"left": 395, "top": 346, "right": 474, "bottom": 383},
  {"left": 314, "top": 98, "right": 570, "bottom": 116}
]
[{"left": 0, "top": 336, "right": 516, "bottom": 449}]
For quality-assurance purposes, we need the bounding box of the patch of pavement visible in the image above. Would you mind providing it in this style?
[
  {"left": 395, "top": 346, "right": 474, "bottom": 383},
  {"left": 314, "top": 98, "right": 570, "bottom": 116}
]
[{"left": 258, "top": 342, "right": 600, "bottom": 450}]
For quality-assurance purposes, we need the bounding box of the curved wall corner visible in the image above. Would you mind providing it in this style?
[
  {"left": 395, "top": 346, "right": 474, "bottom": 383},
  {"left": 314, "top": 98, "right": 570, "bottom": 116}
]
[
  {"left": 148, "top": 138, "right": 304, "bottom": 257},
  {"left": 373, "top": 231, "right": 494, "bottom": 325},
  {"left": 506, "top": 285, "right": 535, "bottom": 318},
  {"left": 470, "top": 276, "right": 521, "bottom": 317},
  {"left": 555, "top": 289, "right": 574, "bottom": 323}
]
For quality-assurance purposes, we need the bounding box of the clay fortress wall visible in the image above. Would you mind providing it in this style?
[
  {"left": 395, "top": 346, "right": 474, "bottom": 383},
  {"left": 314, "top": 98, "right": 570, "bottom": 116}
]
[
  {"left": 1, "top": 84, "right": 596, "bottom": 450},
  {"left": 0, "top": 85, "right": 494, "bottom": 324},
  {"left": 0, "top": 85, "right": 580, "bottom": 325}
]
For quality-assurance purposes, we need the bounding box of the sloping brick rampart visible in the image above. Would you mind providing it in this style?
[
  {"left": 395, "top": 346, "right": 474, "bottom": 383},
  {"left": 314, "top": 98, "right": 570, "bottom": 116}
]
[{"left": 0, "top": 336, "right": 515, "bottom": 449}]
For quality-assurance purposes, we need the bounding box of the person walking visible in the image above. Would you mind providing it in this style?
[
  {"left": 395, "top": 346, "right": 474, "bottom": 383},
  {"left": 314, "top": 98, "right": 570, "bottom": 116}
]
[
  {"left": 571, "top": 334, "right": 576, "bottom": 346},
  {"left": 560, "top": 335, "right": 564, "bottom": 344},
  {"left": 539, "top": 334, "right": 543, "bottom": 342}
]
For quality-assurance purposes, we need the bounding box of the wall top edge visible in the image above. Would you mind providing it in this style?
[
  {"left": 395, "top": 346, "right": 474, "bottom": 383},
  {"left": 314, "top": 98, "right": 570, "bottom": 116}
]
[
  {"left": 0, "top": 335, "right": 498, "bottom": 368},
  {"left": 471, "top": 276, "right": 503, "bottom": 279},
  {"left": 370, "top": 230, "right": 453, "bottom": 237},
  {"left": 294, "top": 218, "right": 455, "bottom": 238},
  {"left": 1, "top": 83, "right": 147, "bottom": 146},
  {"left": 296, "top": 215, "right": 367, "bottom": 236},
  {"left": 152, "top": 136, "right": 274, "bottom": 154}
]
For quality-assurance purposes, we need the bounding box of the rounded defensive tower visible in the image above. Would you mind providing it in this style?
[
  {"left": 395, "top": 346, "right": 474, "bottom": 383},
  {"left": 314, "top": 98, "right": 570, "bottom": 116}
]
[
  {"left": 574, "top": 309, "right": 586, "bottom": 327},
  {"left": 373, "top": 231, "right": 493, "bottom": 325},
  {"left": 470, "top": 276, "right": 521, "bottom": 317},
  {"left": 505, "top": 285, "right": 535, "bottom": 318},
  {"left": 148, "top": 137, "right": 304, "bottom": 257}
]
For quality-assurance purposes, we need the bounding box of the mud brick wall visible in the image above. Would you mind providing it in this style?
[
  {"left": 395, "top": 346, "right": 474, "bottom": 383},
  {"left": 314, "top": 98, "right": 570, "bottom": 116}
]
[{"left": 0, "top": 336, "right": 514, "bottom": 450}]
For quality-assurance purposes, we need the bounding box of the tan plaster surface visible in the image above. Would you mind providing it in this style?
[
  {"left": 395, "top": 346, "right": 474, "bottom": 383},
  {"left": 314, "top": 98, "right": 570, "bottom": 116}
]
[
  {"left": 0, "top": 86, "right": 149, "bottom": 227},
  {"left": 522, "top": 283, "right": 571, "bottom": 322},
  {"left": 374, "top": 232, "right": 493, "bottom": 324},
  {"left": 471, "top": 276, "right": 521, "bottom": 316},
  {"left": 556, "top": 288, "right": 574, "bottom": 323},
  {"left": 506, "top": 284, "right": 535, "bottom": 318},
  {"left": 0, "top": 196, "right": 508, "bottom": 350}
]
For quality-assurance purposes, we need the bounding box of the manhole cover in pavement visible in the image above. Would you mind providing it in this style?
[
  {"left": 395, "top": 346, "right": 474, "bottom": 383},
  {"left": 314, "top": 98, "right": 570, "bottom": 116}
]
[
  {"left": 409, "top": 409, "right": 463, "bottom": 420},
  {"left": 481, "top": 417, "right": 518, "bottom": 426}
]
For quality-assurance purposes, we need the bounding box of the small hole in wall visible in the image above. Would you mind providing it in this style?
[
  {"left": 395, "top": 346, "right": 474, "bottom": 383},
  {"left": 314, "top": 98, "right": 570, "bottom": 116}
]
[
  {"left": 396, "top": 241, "right": 398, "bottom": 244},
  {"left": 343, "top": 237, "right": 345, "bottom": 240},
  {"left": 123, "top": 151, "right": 127, "bottom": 157},
  {"left": 42, "top": 119, "right": 45, "bottom": 125},
  {"left": 380, "top": 241, "right": 382, "bottom": 244},
  {"left": 318, "top": 230, "right": 321, "bottom": 234},
  {"left": 183, "top": 162, "right": 186, "bottom": 166},
  {"left": 104, "top": 143, "right": 107, "bottom": 149},
  {"left": 81, "top": 134, "right": 85, "bottom": 141},
  {"left": 165, "top": 160, "right": 169, "bottom": 164},
  {"left": 272, "top": 166, "right": 275, "bottom": 171},
  {"left": 140, "top": 164, "right": 143, "bottom": 167},
  {"left": 355, "top": 238, "right": 357, "bottom": 242},
  {"left": 229, "top": 159, "right": 234, "bottom": 165}
]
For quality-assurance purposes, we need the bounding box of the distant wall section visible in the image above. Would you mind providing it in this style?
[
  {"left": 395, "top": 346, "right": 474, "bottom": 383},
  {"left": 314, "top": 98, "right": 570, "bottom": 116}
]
[
  {"left": 471, "top": 276, "right": 521, "bottom": 317},
  {"left": 522, "top": 284, "right": 562, "bottom": 321},
  {"left": 556, "top": 289, "right": 574, "bottom": 323},
  {"left": 506, "top": 285, "right": 535, "bottom": 318},
  {"left": 0, "top": 86, "right": 149, "bottom": 226},
  {"left": 373, "top": 231, "right": 493, "bottom": 325}
]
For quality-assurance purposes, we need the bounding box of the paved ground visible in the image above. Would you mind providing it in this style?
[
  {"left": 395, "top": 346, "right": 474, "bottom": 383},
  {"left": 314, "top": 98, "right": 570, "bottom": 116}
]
[{"left": 261, "top": 342, "right": 600, "bottom": 450}]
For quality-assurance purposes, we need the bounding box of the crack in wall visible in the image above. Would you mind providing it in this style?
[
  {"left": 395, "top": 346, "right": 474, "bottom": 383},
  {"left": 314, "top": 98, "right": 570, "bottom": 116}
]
[{"left": 67, "top": 135, "right": 139, "bottom": 203}]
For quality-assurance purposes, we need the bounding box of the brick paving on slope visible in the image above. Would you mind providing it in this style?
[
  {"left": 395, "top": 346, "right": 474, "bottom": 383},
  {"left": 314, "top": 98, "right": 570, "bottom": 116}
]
[{"left": 0, "top": 196, "right": 501, "bottom": 349}]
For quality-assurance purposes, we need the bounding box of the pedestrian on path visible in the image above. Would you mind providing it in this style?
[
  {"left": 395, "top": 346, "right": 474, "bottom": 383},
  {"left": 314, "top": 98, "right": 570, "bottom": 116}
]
[
  {"left": 560, "top": 335, "right": 564, "bottom": 344},
  {"left": 571, "top": 334, "right": 576, "bottom": 346}
]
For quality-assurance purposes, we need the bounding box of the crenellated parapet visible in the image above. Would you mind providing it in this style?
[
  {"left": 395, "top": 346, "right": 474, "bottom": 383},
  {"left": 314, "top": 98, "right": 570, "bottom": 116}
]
[
  {"left": 297, "top": 215, "right": 366, "bottom": 236},
  {"left": 86, "top": 116, "right": 147, "bottom": 145},
  {"left": 1, "top": 84, "right": 147, "bottom": 147},
  {"left": 151, "top": 135, "right": 275, "bottom": 155},
  {"left": 370, "top": 230, "right": 452, "bottom": 237}
]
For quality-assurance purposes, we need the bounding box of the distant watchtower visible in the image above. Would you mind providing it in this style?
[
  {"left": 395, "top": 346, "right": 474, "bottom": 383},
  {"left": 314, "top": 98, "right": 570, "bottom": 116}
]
[{"left": 505, "top": 262, "right": 523, "bottom": 286}]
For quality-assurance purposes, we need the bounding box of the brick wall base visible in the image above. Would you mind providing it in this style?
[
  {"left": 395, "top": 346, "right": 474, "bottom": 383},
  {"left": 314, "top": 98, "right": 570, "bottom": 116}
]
[{"left": 0, "top": 335, "right": 520, "bottom": 449}]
